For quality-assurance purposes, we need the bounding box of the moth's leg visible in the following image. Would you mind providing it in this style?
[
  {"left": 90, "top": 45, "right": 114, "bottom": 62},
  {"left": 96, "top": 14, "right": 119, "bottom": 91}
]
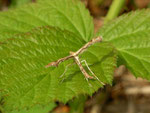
[
  {"left": 59, "top": 64, "right": 71, "bottom": 84},
  {"left": 85, "top": 77, "right": 92, "bottom": 87},
  {"left": 59, "top": 63, "right": 76, "bottom": 83},
  {"left": 59, "top": 77, "right": 66, "bottom": 84},
  {"left": 81, "top": 60, "right": 105, "bottom": 85},
  {"left": 60, "top": 63, "right": 74, "bottom": 78},
  {"left": 72, "top": 55, "right": 93, "bottom": 79}
]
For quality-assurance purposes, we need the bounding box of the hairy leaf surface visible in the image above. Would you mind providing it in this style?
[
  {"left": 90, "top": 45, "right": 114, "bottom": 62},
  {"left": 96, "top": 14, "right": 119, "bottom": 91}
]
[
  {"left": 9, "top": 103, "right": 56, "bottom": 113},
  {"left": 0, "top": 27, "right": 116, "bottom": 110},
  {"left": 10, "top": 0, "right": 32, "bottom": 8},
  {"left": 97, "top": 9, "right": 150, "bottom": 79},
  {"left": 0, "top": 103, "right": 56, "bottom": 113},
  {"left": 0, "top": 0, "right": 93, "bottom": 42}
]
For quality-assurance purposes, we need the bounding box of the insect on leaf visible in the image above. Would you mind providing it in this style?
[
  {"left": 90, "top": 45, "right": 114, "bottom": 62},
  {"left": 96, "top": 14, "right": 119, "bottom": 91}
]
[{"left": 0, "top": 26, "right": 117, "bottom": 110}]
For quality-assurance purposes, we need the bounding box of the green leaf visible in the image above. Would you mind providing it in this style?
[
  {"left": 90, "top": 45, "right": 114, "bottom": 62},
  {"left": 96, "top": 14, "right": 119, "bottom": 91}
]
[
  {"left": 0, "top": 0, "right": 94, "bottom": 42},
  {"left": 0, "top": 26, "right": 117, "bottom": 111},
  {"left": 96, "top": 9, "right": 150, "bottom": 80},
  {"left": 10, "top": 0, "right": 32, "bottom": 8},
  {"left": 2, "top": 103, "right": 56, "bottom": 113}
]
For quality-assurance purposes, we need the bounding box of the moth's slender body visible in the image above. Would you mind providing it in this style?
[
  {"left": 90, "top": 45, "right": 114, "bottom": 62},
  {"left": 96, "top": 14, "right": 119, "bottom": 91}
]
[
  {"left": 45, "top": 36, "right": 103, "bottom": 80},
  {"left": 70, "top": 51, "right": 93, "bottom": 79}
]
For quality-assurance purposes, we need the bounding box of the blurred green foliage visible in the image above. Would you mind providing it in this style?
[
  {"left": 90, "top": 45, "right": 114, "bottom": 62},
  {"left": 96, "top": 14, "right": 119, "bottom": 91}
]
[{"left": 10, "top": 0, "right": 32, "bottom": 7}]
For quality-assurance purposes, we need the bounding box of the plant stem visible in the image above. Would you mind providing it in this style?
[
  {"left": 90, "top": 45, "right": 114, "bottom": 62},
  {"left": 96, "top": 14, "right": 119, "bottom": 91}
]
[{"left": 104, "top": 0, "right": 125, "bottom": 23}]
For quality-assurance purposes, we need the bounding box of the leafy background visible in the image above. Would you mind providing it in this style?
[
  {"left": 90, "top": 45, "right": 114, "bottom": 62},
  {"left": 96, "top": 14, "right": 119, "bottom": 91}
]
[
  {"left": 0, "top": 0, "right": 150, "bottom": 113},
  {"left": 0, "top": 0, "right": 93, "bottom": 42},
  {"left": 0, "top": 0, "right": 117, "bottom": 111},
  {"left": 97, "top": 9, "right": 150, "bottom": 80}
]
